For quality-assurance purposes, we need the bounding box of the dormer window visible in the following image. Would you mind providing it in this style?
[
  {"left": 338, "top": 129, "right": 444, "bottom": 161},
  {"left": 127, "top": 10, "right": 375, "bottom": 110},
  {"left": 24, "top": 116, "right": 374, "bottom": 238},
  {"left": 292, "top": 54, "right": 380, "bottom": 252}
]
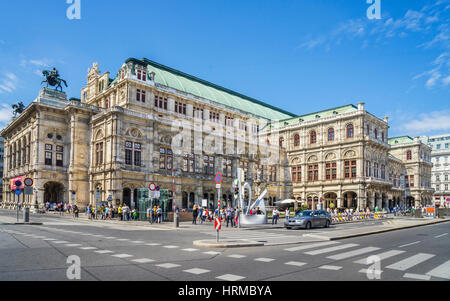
[{"left": 137, "top": 69, "right": 147, "bottom": 81}]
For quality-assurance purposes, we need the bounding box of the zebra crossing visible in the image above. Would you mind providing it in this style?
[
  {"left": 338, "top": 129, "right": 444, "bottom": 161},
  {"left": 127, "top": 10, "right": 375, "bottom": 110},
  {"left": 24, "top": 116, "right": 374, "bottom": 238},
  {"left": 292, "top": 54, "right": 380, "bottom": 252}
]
[
  {"left": 283, "top": 241, "right": 450, "bottom": 280},
  {"left": 2, "top": 227, "right": 449, "bottom": 281},
  {"left": 200, "top": 230, "right": 303, "bottom": 245}
]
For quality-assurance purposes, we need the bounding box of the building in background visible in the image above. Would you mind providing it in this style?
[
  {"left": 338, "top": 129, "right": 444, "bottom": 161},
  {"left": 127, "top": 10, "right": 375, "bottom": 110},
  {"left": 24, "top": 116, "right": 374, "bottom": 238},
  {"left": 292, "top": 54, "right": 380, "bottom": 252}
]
[
  {"left": 0, "top": 58, "right": 435, "bottom": 212},
  {"left": 0, "top": 136, "right": 4, "bottom": 204},
  {"left": 420, "top": 134, "right": 450, "bottom": 206}
]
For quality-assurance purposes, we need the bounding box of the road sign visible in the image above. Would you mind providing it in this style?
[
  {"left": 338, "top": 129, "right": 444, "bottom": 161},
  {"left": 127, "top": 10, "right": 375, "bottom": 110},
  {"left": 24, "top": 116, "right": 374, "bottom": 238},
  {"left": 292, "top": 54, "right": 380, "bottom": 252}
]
[
  {"left": 15, "top": 180, "right": 22, "bottom": 188},
  {"left": 24, "top": 178, "right": 33, "bottom": 187},
  {"left": 149, "top": 191, "right": 156, "bottom": 199},
  {"left": 24, "top": 187, "right": 33, "bottom": 195},
  {"left": 155, "top": 191, "right": 160, "bottom": 198},
  {"left": 215, "top": 217, "right": 222, "bottom": 231},
  {"left": 107, "top": 195, "right": 113, "bottom": 201},
  {"left": 149, "top": 183, "right": 156, "bottom": 191},
  {"left": 155, "top": 186, "right": 160, "bottom": 192},
  {"left": 14, "top": 188, "right": 22, "bottom": 196},
  {"left": 215, "top": 172, "right": 222, "bottom": 185}
]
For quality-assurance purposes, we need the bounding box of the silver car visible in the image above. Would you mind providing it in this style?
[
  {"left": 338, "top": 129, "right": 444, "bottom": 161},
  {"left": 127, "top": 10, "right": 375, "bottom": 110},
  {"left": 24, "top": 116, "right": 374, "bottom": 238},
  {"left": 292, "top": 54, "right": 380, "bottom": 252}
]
[{"left": 284, "top": 210, "right": 332, "bottom": 229}]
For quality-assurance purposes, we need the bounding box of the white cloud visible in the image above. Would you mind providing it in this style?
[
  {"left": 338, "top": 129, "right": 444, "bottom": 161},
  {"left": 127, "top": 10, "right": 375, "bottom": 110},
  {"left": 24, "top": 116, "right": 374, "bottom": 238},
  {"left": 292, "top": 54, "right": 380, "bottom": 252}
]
[
  {"left": 0, "top": 72, "right": 18, "bottom": 94},
  {"left": 400, "top": 110, "right": 450, "bottom": 135},
  {"left": 0, "top": 103, "right": 13, "bottom": 128}
]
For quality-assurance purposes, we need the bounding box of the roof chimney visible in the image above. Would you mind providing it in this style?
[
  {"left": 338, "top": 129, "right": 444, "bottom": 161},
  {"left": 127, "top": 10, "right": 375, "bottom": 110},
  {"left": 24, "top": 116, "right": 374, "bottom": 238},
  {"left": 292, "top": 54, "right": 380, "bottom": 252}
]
[{"left": 357, "top": 102, "right": 365, "bottom": 111}]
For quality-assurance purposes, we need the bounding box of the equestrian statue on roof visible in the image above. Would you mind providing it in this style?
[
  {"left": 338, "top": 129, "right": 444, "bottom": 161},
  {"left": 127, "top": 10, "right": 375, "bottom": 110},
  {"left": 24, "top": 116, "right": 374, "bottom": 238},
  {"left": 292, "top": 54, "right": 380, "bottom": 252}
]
[{"left": 41, "top": 67, "right": 68, "bottom": 92}]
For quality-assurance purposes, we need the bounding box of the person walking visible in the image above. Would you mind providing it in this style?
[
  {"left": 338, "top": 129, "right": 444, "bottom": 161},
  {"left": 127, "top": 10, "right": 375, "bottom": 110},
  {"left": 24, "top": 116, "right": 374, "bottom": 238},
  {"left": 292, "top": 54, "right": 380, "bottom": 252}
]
[
  {"left": 157, "top": 206, "right": 162, "bottom": 223},
  {"left": 226, "top": 206, "right": 232, "bottom": 227},
  {"left": 73, "top": 204, "right": 79, "bottom": 218},
  {"left": 272, "top": 208, "right": 279, "bottom": 225},
  {"left": 192, "top": 204, "right": 198, "bottom": 225},
  {"left": 285, "top": 208, "right": 290, "bottom": 221},
  {"left": 118, "top": 205, "right": 123, "bottom": 221}
]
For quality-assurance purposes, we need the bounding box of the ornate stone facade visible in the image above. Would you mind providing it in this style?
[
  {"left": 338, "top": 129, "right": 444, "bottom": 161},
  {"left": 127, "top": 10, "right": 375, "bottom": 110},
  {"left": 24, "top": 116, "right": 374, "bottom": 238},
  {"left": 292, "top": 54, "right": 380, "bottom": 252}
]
[{"left": 1, "top": 58, "right": 433, "bottom": 211}]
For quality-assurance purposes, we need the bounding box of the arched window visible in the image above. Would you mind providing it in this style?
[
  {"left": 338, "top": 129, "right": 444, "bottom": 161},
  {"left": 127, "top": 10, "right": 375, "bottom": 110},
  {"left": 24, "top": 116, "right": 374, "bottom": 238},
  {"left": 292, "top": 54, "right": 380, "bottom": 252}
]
[
  {"left": 346, "top": 124, "right": 354, "bottom": 138},
  {"left": 310, "top": 131, "right": 317, "bottom": 144},
  {"left": 294, "top": 134, "right": 300, "bottom": 147},
  {"left": 406, "top": 150, "right": 412, "bottom": 160},
  {"left": 279, "top": 136, "right": 284, "bottom": 148},
  {"left": 328, "top": 128, "right": 335, "bottom": 141}
]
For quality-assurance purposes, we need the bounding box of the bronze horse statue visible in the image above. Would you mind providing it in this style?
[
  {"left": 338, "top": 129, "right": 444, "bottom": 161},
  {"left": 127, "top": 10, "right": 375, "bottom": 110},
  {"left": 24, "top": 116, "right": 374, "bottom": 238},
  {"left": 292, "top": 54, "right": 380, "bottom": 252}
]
[{"left": 41, "top": 68, "right": 68, "bottom": 92}]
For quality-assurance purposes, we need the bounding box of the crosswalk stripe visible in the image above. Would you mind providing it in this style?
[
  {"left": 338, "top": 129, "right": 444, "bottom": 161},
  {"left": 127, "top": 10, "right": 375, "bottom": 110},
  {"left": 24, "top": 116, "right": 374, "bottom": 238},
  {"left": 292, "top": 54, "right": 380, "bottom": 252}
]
[
  {"left": 183, "top": 268, "right": 210, "bottom": 275},
  {"left": 354, "top": 250, "right": 405, "bottom": 264},
  {"left": 112, "top": 254, "right": 133, "bottom": 258},
  {"left": 132, "top": 258, "right": 154, "bottom": 264},
  {"left": 327, "top": 247, "right": 381, "bottom": 260},
  {"left": 386, "top": 253, "right": 435, "bottom": 271},
  {"left": 304, "top": 244, "right": 358, "bottom": 255},
  {"left": 80, "top": 247, "right": 97, "bottom": 250},
  {"left": 285, "top": 261, "right": 307, "bottom": 267},
  {"left": 403, "top": 273, "right": 431, "bottom": 280},
  {"left": 285, "top": 241, "right": 339, "bottom": 252},
  {"left": 425, "top": 260, "right": 450, "bottom": 280},
  {"left": 319, "top": 265, "right": 342, "bottom": 270},
  {"left": 95, "top": 250, "right": 114, "bottom": 254}
]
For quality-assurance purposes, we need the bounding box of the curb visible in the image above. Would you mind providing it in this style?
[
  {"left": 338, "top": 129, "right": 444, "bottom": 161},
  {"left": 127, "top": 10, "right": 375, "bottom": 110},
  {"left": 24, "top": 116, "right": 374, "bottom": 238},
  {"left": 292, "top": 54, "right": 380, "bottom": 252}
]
[
  {"left": 1, "top": 222, "right": 44, "bottom": 225},
  {"left": 193, "top": 239, "right": 264, "bottom": 248}
]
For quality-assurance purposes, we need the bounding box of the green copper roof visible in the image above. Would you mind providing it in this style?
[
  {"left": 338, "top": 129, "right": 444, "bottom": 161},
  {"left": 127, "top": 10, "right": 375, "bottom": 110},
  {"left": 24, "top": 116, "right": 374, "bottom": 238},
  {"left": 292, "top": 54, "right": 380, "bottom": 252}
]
[
  {"left": 388, "top": 136, "right": 414, "bottom": 145},
  {"left": 126, "top": 58, "right": 296, "bottom": 121},
  {"left": 271, "top": 104, "right": 358, "bottom": 128}
]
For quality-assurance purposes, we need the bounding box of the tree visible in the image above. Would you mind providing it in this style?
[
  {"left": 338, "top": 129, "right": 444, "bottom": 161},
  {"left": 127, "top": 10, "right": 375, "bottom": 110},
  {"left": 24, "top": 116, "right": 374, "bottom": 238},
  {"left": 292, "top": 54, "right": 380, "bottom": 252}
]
[{"left": 11, "top": 101, "right": 25, "bottom": 118}]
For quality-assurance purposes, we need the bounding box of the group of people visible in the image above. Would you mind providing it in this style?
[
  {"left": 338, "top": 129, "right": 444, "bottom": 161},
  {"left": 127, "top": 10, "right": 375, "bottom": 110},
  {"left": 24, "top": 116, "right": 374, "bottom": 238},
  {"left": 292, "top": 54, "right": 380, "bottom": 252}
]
[
  {"left": 146, "top": 206, "right": 163, "bottom": 223},
  {"left": 192, "top": 204, "right": 239, "bottom": 227},
  {"left": 271, "top": 208, "right": 291, "bottom": 224}
]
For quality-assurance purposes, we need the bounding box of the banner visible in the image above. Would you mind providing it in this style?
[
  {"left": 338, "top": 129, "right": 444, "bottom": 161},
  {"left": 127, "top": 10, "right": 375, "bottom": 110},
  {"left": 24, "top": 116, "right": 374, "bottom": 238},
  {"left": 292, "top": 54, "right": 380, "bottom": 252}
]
[{"left": 10, "top": 176, "right": 25, "bottom": 190}]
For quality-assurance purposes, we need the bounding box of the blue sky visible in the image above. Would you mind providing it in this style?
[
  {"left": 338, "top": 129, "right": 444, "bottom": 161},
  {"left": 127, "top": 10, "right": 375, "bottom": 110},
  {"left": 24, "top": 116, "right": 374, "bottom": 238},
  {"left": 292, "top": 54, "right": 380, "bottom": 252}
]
[{"left": 0, "top": 0, "right": 449, "bottom": 137}]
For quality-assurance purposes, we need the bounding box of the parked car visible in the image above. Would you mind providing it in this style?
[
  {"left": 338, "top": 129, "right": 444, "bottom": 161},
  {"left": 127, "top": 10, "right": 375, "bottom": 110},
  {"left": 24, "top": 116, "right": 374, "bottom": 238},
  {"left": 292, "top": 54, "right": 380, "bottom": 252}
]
[{"left": 284, "top": 210, "right": 332, "bottom": 229}]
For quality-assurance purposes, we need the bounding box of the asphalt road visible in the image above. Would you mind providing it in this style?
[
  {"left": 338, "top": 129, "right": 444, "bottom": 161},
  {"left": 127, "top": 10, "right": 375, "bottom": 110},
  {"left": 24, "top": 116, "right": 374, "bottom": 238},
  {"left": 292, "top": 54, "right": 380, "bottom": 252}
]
[{"left": 0, "top": 210, "right": 449, "bottom": 281}]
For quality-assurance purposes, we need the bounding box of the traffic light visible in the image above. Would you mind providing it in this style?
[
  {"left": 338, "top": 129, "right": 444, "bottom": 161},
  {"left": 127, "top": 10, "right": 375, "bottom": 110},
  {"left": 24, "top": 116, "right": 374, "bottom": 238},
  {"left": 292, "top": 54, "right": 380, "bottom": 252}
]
[{"left": 232, "top": 179, "right": 240, "bottom": 200}]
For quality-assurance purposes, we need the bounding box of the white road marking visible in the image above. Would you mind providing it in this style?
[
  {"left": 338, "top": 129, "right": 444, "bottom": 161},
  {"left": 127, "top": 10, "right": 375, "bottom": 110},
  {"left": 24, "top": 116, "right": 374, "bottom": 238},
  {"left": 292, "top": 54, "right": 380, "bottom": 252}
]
[
  {"left": 183, "top": 268, "right": 210, "bottom": 275},
  {"left": 155, "top": 263, "right": 181, "bottom": 269},
  {"left": 65, "top": 244, "right": 82, "bottom": 247},
  {"left": 95, "top": 250, "right": 114, "bottom": 254},
  {"left": 319, "top": 265, "right": 342, "bottom": 271},
  {"left": 216, "top": 274, "right": 246, "bottom": 281},
  {"left": 163, "top": 245, "right": 179, "bottom": 249},
  {"left": 284, "top": 261, "right": 307, "bottom": 267},
  {"left": 354, "top": 250, "right": 405, "bottom": 265},
  {"left": 386, "top": 253, "right": 435, "bottom": 271},
  {"left": 203, "top": 251, "right": 221, "bottom": 255},
  {"left": 52, "top": 241, "right": 69, "bottom": 244},
  {"left": 304, "top": 243, "right": 359, "bottom": 255},
  {"left": 227, "top": 254, "right": 247, "bottom": 259},
  {"left": 284, "top": 241, "right": 339, "bottom": 252},
  {"left": 145, "top": 243, "right": 161, "bottom": 246},
  {"left": 425, "top": 260, "right": 450, "bottom": 280},
  {"left": 43, "top": 238, "right": 56, "bottom": 241},
  {"left": 255, "top": 258, "right": 275, "bottom": 262},
  {"left": 117, "top": 239, "right": 129, "bottom": 241},
  {"left": 181, "top": 248, "right": 199, "bottom": 252},
  {"left": 434, "top": 233, "right": 448, "bottom": 238},
  {"left": 403, "top": 273, "right": 431, "bottom": 280},
  {"left": 327, "top": 247, "right": 381, "bottom": 261},
  {"left": 131, "top": 241, "right": 145, "bottom": 244},
  {"left": 80, "top": 247, "right": 97, "bottom": 250},
  {"left": 399, "top": 241, "right": 421, "bottom": 248},
  {"left": 131, "top": 258, "right": 155, "bottom": 264},
  {"left": 112, "top": 254, "right": 133, "bottom": 258}
]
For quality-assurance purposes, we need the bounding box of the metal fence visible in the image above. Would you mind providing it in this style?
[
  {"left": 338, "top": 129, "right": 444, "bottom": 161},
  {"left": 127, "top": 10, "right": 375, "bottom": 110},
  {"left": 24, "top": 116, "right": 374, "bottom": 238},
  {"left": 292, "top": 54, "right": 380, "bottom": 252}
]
[{"left": 330, "top": 211, "right": 388, "bottom": 223}]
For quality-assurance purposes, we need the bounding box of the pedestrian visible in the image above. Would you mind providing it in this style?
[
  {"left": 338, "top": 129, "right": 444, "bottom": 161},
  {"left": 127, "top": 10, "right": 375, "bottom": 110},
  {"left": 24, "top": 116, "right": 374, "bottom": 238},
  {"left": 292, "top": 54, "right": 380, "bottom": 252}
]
[
  {"left": 147, "top": 207, "right": 152, "bottom": 224},
  {"left": 73, "top": 204, "right": 79, "bottom": 218},
  {"left": 192, "top": 204, "right": 198, "bottom": 224},
  {"left": 198, "top": 206, "right": 203, "bottom": 224},
  {"left": 285, "top": 208, "right": 290, "bottom": 220},
  {"left": 157, "top": 206, "right": 162, "bottom": 223},
  {"left": 272, "top": 208, "right": 279, "bottom": 225},
  {"left": 118, "top": 204, "right": 123, "bottom": 221},
  {"left": 226, "top": 206, "right": 232, "bottom": 227}
]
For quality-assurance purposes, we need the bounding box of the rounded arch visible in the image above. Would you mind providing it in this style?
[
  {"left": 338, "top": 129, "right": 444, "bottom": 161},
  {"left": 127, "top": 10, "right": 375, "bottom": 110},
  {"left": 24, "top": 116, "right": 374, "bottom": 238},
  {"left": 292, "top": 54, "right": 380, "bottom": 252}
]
[
  {"left": 291, "top": 157, "right": 301, "bottom": 165},
  {"left": 325, "top": 152, "right": 336, "bottom": 161},
  {"left": 309, "top": 130, "right": 317, "bottom": 144},
  {"left": 343, "top": 149, "right": 357, "bottom": 158},
  {"left": 293, "top": 133, "right": 300, "bottom": 147},
  {"left": 43, "top": 182, "right": 65, "bottom": 204},
  {"left": 307, "top": 155, "right": 318, "bottom": 163},
  {"left": 327, "top": 127, "right": 335, "bottom": 141},
  {"left": 125, "top": 128, "right": 143, "bottom": 138}
]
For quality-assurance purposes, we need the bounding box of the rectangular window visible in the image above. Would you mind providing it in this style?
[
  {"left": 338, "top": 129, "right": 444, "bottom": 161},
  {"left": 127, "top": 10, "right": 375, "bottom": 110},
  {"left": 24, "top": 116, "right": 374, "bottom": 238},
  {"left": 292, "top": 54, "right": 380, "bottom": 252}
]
[
  {"left": 154, "top": 96, "right": 168, "bottom": 110},
  {"left": 134, "top": 143, "right": 141, "bottom": 166},
  {"left": 137, "top": 70, "right": 142, "bottom": 80},
  {"left": 292, "top": 166, "right": 301, "bottom": 182},
  {"left": 96, "top": 142, "right": 103, "bottom": 166},
  {"left": 209, "top": 111, "right": 219, "bottom": 123},
  {"left": 125, "top": 141, "right": 132, "bottom": 165},
  {"left": 159, "top": 147, "right": 166, "bottom": 169},
  {"left": 45, "top": 151, "right": 52, "bottom": 166},
  {"left": 409, "top": 175, "right": 415, "bottom": 188},
  {"left": 325, "top": 163, "right": 337, "bottom": 180},
  {"left": 56, "top": 153, "right": 63, "bottom": 167},
  {"left": 193, "top": 107, "right": 204, "bottom": 119},
  {"left": 175, "top": 101, "right": 186, "bottom": 115}
]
